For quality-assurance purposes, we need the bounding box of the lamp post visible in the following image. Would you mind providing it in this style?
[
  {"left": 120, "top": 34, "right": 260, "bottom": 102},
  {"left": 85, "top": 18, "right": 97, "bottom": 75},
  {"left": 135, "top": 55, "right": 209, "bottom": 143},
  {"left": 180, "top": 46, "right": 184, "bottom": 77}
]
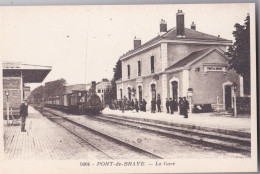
[
  {"left": 5, "top": 89, "right": 10, "bottom": 125},
  {"left": 187, "top": 88, "right": 193, "bottom": 113},
  {"left": 232, "top": 83, "right": 237, "bottom": 117}
]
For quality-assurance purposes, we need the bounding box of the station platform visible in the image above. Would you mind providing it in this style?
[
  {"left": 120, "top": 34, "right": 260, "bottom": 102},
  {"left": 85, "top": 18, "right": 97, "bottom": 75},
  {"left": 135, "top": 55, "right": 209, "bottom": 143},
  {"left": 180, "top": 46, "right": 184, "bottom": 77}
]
[
  {"left": 3, "top": 106, "right": 104, "bottom": 160},
  {"left": 102, "top": 108, "right": 251, "bottom": 134}
]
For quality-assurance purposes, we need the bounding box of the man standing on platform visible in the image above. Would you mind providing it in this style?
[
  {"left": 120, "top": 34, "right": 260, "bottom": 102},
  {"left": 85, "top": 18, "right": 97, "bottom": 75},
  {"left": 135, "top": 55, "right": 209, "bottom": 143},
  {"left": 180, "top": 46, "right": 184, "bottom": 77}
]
[
  {"left": 20, "top": 100, "right": 28, "bottom": 132},
  {"left": 156, "top": 97, "right": 161, "bottom": 112},
  {"left": 135, "top": 99, "right": 139, "bottom": 112},
  {"left": 166, "top": 98, "right": 170, "bottom": 113},
  {"left": 169, "top": 98, "right": 174, "bottom": 114},
  {"left": 142, "top": 99, "right": 147, "bottom": 112},
  {"left": 183, "top": 97, "right": 189, "bottom": 118},
  {"left": 151, "top": 99, "right": 156, "bottom": 113}
]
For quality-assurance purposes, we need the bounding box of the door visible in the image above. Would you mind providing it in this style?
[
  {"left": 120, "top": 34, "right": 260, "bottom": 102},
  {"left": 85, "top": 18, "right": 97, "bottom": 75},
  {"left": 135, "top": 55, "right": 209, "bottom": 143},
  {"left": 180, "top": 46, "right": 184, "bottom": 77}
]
[
  {"left": 171, "top": 81, "right": 178, "bottom": 111},
  {"left": 225, "top": 85, "right": 232, "bottom": 110}
]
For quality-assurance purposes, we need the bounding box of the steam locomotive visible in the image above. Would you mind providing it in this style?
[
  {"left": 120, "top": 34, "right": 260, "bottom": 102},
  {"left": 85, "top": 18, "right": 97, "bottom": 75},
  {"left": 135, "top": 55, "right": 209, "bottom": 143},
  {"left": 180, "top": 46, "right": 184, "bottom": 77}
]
[{"left": 44, "top": 81, "right": 105, "bottom": 114}]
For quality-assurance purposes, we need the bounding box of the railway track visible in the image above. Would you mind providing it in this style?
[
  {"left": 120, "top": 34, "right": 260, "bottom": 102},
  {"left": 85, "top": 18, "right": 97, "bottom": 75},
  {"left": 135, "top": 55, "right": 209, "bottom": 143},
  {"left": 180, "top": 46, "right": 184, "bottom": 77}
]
[
  {"left": 41, "top": 110, "right": 163, "bottom": 159},
  {"left": 87, "top": 114, "right": 251, "bottom": 156}
]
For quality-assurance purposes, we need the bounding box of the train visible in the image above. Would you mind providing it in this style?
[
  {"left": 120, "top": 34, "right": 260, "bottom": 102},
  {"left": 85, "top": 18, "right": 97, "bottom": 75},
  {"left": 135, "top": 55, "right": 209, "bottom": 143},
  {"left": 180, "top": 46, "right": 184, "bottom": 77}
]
[{"left": 44, "top": 81, "right": 105, "bottom": 114}]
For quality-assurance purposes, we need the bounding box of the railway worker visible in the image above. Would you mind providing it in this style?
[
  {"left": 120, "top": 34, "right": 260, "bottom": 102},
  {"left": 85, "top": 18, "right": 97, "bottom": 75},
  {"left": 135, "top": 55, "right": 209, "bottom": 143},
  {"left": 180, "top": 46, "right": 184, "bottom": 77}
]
[
  {"left": 166, "top": 98, "right": 170, "bottom": 113},
  {"left": 179, "top": 97, "right": 184, "bottom": 115},
  {"left": 169, "top": 98, "right": 174, "bottom": 114},
  {"left": 135, "top": 99, "right": 139, "bottom": 112},
  {"left": 130, "top": 99, "right": 135, "bottom": 110},
  {"left": 20, "top": 100, "right": 28, "bottom": 132},
  {"left": 151, "top": 99, "right": 156, "bottom": 113},
  {"left": 156, "top": 97, "right": 161, "bottom": 112},
  {"left": 183, "top": 97, "right": 189, "bottom": 118},
  {"left": 142, "top": 99, "right": 147, "bottom": 112}
]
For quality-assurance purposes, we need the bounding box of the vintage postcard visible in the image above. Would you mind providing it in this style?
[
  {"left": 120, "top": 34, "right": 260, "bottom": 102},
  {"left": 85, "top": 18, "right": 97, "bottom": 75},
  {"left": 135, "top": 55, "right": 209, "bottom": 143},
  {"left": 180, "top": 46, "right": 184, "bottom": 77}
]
[{"left": 0, "top": 3, "right": 257, "bottom": 174}]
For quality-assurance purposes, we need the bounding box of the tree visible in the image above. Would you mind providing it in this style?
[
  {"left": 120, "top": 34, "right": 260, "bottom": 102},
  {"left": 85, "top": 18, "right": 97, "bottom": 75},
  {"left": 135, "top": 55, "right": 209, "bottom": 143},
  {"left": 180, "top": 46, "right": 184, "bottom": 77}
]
[
  {"left": 109, "top": 59, "right": 122, "bottom": 100},
  {"left": 225, "top": 14, "right": 250, "bottom": 94}
]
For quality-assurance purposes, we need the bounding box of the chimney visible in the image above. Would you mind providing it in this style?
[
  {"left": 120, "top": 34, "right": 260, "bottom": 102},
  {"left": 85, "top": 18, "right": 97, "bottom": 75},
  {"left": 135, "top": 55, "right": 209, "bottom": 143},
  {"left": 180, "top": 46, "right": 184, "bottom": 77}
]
[
  {"left": 133, "top": 36, "right": 141, "bottom": 49},
  {"left": 159, "top": 19, "right": 167, "bottom": 35},
  {"left": 191, "top": 21, "right": 196, "bottom": 30},
  {"left": 176, "top": 10, "right": 185, "bottom": 38}
]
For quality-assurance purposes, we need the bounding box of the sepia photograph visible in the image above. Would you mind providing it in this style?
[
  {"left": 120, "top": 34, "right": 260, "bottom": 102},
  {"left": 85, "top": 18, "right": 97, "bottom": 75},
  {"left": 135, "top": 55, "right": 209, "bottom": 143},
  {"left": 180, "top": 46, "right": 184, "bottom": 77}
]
[{"left": 0, "top": 2, "right": 257, "bottom": 174}]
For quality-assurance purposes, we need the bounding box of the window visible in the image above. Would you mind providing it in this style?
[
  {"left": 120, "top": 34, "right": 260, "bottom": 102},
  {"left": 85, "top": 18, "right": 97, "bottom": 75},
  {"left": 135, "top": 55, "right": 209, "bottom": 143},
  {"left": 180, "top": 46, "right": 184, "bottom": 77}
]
[
  {"left": 138, "top": 61, "right": 141, "bottom": 76},
  {"left": 150, "top": 56, "right": 154, "bottom": 73},
  {"left": 127, "top": 64, "right": 130, "bottom": 79},
  {"left": 98, "top": 89, "right": 101, "bottom": 93}
]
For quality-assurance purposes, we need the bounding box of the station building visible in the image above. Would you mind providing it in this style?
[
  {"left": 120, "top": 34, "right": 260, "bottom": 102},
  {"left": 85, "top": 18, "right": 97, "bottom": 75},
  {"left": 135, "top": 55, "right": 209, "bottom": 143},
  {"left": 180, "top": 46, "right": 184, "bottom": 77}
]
[
  {"left": 3, "top": 62, "right": 52, "bottom": 117},
  {"left": 116, "top": 10, "right": 244, "bottom": 112}
]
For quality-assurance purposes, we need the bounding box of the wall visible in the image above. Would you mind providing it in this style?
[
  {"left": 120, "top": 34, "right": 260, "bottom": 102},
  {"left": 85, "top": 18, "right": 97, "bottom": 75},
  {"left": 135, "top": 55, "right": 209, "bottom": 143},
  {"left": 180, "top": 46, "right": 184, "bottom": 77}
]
[
  {"left": 167, "top": 43, "right": 226, "bottom": 67},
  {"left": 189, "top": 51, "right": 240, "bottom": 105},
  {"left": 121, "top": 46, "right": 161, "bottom": 81},
  {"left": 3, "top": 77, "right": 22, "bottom": 116}
]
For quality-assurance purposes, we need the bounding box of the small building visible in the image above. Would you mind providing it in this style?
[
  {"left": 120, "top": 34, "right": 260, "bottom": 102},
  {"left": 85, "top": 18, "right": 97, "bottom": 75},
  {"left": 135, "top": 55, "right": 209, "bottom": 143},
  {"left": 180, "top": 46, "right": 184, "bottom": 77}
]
[
  {"left": 3, "top": 62, "right": 52, "bottom": 117},
  {"left": 96, "top": 79, "right": 111, "bottom": 102},
  {"left": 65, "top": 83, "right": 92, "bottom": 94},
  {"left": 116, "top": 10, "right": 244, "bottom": 112}
]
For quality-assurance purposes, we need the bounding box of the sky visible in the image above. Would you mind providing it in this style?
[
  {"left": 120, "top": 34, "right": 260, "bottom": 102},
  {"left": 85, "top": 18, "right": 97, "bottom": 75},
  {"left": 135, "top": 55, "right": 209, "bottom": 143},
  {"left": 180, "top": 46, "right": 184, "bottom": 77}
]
[{"left": 0, "top": 3, "right": 253, "bottom": 90}]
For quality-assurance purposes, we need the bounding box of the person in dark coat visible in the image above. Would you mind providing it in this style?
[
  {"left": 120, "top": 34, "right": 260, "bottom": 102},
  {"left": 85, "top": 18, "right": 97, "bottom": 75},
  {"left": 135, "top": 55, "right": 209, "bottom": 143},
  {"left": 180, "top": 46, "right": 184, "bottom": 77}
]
[
  {"left": 20, "top": 100, "right": 28, "bottom": 132},
  {"left": 156, "top": 98, "right": 161, "bottom": 112},
  {"left": 151, "top": 99, "right": 156, "bottom": 113},
  {"left": 165, "top": 98, "right": 170, "bottom": 113},
  {"left": 179, "top": 97, "right": 184, "bottom": 115},
  {"left": 130, "top": 99, "right": 135, "bottom": 110},
  {"left": 142, "top": 99, "right": 147, "bottom": 112},
  {"left": 135, "top": 99, "right": 139, "bottom": 112},
  {"left": 169, "top": 98, "right": 174, "bottom": 114},
  {"left": 183, "top": 97, "right": 189, "bottom": 118}
]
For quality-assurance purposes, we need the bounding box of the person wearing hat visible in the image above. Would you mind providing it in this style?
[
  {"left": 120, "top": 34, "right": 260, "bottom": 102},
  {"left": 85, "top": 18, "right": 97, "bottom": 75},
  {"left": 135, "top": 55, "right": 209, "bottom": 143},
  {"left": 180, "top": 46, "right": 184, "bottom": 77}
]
[
  {"left": 183, "top": 97, "right": 189, "bottom": 118},
  {"left": 20, "top": 100, "right": 28, "bottom": 132}
]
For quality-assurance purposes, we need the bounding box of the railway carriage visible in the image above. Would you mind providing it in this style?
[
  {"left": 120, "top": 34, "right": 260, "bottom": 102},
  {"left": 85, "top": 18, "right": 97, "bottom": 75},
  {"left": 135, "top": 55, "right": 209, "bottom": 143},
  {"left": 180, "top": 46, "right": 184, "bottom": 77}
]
[{"left": 44, "top": 81, "right": 105, "bottom": 114}]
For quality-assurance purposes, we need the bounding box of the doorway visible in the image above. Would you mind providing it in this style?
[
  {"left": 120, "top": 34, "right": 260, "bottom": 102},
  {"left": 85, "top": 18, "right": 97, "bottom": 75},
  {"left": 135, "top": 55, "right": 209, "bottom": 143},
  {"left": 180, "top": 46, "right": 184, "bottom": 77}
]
[
  {"left": 171, "top": 81, "right": 178, "bottom": 111},
  {"left": 225, "top": 85, "right": 232, "bottom": 110},
  {"left": 128, "top": 87, "right": 131, "bottom": 100},
  {"left": 151, "top": 84, "right": 156, "bottom": 101}
]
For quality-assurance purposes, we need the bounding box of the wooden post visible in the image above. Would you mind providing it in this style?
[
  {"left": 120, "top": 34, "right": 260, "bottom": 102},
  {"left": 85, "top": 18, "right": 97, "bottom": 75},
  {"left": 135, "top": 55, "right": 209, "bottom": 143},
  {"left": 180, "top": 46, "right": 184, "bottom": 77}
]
[
  {"left": 189, "top": 96, "right": 192, "bottom": 113},
  {"left": 217, "top": 96, "right": 220, "bottom": 112},
  {"left": 234, "top": 95, "right": 237, "bottom": 117},
  {"left": 6, "top": 97, "right": 9, "bottom": 125}
]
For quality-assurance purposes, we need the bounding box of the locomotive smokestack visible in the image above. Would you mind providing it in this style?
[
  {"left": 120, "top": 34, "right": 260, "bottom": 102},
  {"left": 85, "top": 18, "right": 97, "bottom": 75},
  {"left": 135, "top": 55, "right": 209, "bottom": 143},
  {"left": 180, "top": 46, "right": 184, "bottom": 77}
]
[{"left": 91, "top": 81, "right": 96, "bottom": 93}]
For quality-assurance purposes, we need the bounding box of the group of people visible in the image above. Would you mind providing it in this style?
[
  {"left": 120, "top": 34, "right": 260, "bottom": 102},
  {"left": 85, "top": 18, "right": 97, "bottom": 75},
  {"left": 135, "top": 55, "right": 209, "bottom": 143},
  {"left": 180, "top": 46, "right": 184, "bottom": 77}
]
[
  {"left": 111, "top": 95, "right": 189, "bottom": 118},
  {"left": 112, "top": 98, "right": 147, "bottom": 113},
  {"left": 166, "top": 97, "right": 189, "bottom": 118}
]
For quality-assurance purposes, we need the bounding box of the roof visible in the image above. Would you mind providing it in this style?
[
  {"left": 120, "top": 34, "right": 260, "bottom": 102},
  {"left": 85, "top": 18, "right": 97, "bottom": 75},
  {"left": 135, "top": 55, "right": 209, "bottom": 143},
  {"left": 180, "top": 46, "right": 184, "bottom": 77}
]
[
  {"left": 3, "top": 62, "right": 52, "bottom": 83},
  {"left": 166, "top": 47, "right": 226, "bottom": 70},
  {"left": 120, "top": 27, "right": 232, "bottom": 60}
]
